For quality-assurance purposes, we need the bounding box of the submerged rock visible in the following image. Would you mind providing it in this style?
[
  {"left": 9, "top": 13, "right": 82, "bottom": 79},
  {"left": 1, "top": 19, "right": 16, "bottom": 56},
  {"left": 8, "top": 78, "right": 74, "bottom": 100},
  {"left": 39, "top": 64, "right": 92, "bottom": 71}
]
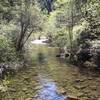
[
  {"left": 74, "top": 85, "right": 86, "bottom": 90},
  {"left": 77, "top": 93, "right": 84, "bottom": 97},
  {"left": 25, "top": 98, "right": 32, "bottom": 100},
  {"left": 67, "top": 95, "right": 79, "bottom": 100},
  {"left": 57, "top": 87, "right": 67, "bottom": 95},
  {"left": 22, "top": 88, "right": 28, "bottom": 92},
  {"left": 9, "top": 88, "right": 16, "bottom": 92},
  {"left": 24, "top": 77, "right": 30, "bottom": 81},
  {"left": 0, "top": 85, "right": 7, "bottom": 92}
]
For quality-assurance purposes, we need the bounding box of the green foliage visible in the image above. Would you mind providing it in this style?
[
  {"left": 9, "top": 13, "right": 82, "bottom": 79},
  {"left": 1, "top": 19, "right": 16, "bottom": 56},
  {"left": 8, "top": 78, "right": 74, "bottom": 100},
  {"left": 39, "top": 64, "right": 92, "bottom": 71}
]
[
  {"left": 0, "top": 35, "right": 17, "bottom": 62},
  {"left": 0, "top": 0, "right": 99, "bottom": 64},
  {"left": 53, "top": 33, "right": 68, "bottom": 47}
]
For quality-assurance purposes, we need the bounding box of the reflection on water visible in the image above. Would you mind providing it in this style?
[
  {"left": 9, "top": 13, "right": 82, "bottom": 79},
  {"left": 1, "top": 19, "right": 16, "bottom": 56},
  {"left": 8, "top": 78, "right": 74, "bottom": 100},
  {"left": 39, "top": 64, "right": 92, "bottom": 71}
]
[
  {"left": 31, "top": 43, "right": 69, "bottom": 100},
  {"left": 33, "top": 75, "right": 69, "bottom": 100},
  {"left": 37, "top": 53, "right": 46, "bottom": 64},
  {"left": 1, "top": 39, "right": 100, "bottom": 100}
]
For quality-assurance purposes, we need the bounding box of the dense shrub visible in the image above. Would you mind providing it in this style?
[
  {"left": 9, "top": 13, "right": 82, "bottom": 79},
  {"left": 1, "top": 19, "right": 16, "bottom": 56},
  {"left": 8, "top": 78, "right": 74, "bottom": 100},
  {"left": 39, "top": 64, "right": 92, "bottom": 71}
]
[{"left": 0, "top": 35, "right": 17, "bottom": 62}]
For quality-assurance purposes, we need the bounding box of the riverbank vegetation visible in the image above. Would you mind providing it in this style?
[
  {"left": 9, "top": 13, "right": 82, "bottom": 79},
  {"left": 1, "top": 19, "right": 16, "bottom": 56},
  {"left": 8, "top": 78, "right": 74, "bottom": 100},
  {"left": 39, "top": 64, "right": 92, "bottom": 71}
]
[
  {"left": 0, "top": 0, "right": 100, "bottom": 100},
  {"left": 0, "top": 0, "right": 43, "bottom": 79},
  {"left": 0, "top": 0, "right": 100, "bottom": 78},
  {"left": 44, "top": 0, "right": 100, "bottom": 69}
]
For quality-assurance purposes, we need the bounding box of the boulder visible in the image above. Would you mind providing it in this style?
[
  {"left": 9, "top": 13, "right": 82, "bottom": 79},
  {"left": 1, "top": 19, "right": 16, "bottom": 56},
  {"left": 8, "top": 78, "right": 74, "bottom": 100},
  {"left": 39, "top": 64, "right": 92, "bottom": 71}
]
[{"left": 56, "top": 53, "right": 70, "bottom": 58}]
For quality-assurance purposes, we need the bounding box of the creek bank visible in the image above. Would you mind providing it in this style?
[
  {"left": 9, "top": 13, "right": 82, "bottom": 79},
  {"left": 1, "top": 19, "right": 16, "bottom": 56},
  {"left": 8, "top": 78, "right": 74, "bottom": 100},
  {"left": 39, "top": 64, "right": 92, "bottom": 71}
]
[
  {"left": 1, "top": 44, "right": 100, "bottom": 100},
  {"left": 57, "top": 87, "right": 79, "bottom": 100},
  {"left": 0, "top": 61, "right": 26, "bottom": 79},
  {"left": 55, "top": 39, "right": 100, "bottom": 71}
]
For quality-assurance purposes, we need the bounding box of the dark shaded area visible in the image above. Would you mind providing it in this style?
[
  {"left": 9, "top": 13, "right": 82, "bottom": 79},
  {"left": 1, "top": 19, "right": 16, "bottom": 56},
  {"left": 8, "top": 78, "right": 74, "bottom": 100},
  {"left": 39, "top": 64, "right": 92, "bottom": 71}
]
[
  {"left": 37, "top": 53, "right": 46, "bottom": 64},
  {"left": 0, "top": 64, "right": 15, "bottom": 79},
  {"left": 37, "top": 0, "right": 54, "bottom": 14}
]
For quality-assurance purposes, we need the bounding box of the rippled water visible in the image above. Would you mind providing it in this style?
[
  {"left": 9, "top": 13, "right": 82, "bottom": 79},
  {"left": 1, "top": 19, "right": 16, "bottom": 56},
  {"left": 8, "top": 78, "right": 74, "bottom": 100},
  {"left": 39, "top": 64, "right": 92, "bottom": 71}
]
[
  {"left": 31, "top": 42, "right": 69, "bottom": 100},
  {"left": 1, "top": 40, "right": 100, "bottom": 100},
  {"left": 33, "top": 75, "right": 68, "bottom": 100}
]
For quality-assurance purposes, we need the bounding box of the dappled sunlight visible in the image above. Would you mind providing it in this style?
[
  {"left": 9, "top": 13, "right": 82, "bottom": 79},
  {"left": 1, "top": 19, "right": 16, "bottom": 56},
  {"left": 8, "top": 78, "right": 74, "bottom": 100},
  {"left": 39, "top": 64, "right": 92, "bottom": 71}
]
[
  {"left": 0, "top": 0, "right": 100, "bottom": 100},
  {"left": 1, "top": 44, "right": 100, "bottom": 100},
  {"left": 33, "top": 75, "right": 69, "bottom": 100},
  {"left": 31, "top": 39, "right": 48, "bottom": 45}
]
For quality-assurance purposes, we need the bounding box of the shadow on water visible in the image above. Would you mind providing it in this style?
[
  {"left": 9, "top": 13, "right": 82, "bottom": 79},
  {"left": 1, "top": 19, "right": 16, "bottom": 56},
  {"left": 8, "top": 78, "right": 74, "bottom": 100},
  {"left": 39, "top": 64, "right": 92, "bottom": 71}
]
[{"left": 37, "top": 53, "right": 46, "bottom": 64}]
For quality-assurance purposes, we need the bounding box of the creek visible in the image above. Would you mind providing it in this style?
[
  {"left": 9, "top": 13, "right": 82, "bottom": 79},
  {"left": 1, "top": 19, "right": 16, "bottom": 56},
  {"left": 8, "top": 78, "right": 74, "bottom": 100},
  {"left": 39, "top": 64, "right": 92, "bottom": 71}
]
[{"left": 0, "top": 39, "right": 100, "bottom": 100}]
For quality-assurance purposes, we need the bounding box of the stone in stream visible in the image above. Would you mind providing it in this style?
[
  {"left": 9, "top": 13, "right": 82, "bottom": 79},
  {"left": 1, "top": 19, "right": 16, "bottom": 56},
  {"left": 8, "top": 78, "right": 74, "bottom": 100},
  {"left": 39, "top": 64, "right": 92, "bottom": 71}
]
[
  {"left": 74, "top": 85, "right": 86, "bottom": 90},
  {"left": 25, "top": 98, "right": 32, "bottom": 100},
  {"left": 24, "top": 77, "right": 30, "bottom": 81},
  {"left": 67, "top": 95, "right": 79, "bottom": 100},
  {"left": 56, "top": 87, "right": 79, "bottom": 100},
  {"left": 0, "top": 85, "right": 7, "bottom": 92},
  {"left": 22, "top": 88, "right": 28, "bottom": 92},
  {"left": 87, "top": 77, "right": 93, "bottom": 80},
  {"left": 77, "top": 93, "right": 84, "bottom": 97},
  {"left": 74, "top": 79, "right": 81, "bottom": 83},
  {"left": 34, "top": 86, "right": 43, "bottom": 91},
  {"left": 9, "top": 88, "right": 16, "bottom": 92},
  {"left": 89, "top": 85, "right": 97, "bottom": 90},
  {"left": 57, "top": 87, "right": 67, "bottom": 95}
]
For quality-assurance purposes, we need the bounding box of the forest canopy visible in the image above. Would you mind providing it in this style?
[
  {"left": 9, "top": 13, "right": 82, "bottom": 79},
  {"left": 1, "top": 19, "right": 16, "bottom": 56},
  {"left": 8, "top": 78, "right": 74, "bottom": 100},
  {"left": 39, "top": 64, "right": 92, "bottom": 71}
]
[
  {"left": 0, "top": 0, "right": 100, "bottom": 73},
  {"left": 0, "top": 0, "right": 100, "bottom": 100}
]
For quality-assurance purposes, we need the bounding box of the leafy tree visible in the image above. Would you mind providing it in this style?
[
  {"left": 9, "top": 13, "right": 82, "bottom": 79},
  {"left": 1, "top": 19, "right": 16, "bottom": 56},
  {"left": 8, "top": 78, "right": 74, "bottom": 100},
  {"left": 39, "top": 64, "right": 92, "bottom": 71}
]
[{"left": 16, "top": 5, "right": 42, "bottom": 51}]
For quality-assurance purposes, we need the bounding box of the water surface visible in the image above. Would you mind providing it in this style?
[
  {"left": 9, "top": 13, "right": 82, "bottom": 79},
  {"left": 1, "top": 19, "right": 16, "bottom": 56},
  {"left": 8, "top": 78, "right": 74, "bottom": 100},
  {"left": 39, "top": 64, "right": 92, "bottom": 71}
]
[{"left": 1, "top": 41, "right": 100, "bottom": 100}]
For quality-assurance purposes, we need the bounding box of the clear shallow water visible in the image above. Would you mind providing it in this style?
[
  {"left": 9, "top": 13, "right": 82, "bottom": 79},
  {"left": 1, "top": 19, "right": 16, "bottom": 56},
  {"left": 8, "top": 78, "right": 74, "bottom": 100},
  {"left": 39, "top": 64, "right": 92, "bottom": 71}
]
[
  {"left": 31, "top": 43, "right": 69, "bottom": 100},
  {"left": 33, "top": 75, "right": 68, "bottom": 100},
  {"left": 1, "top": 41, "right": 100, "bottom": 100}
]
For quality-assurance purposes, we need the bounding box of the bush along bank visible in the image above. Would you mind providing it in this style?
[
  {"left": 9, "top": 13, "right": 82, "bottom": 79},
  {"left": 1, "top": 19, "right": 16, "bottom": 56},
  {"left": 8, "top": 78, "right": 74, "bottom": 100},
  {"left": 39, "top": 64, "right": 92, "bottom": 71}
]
[
  {"left": 0, "top": 35, "right": 25, "bottom": 79},
  {"left": 73, "top": 15, "right": 100, "bottom": 70}
]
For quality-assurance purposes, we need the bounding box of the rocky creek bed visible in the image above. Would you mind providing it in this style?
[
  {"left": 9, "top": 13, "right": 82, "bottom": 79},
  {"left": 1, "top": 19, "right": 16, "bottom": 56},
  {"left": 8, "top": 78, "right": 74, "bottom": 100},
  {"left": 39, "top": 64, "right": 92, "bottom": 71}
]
[{"left": 0, "top": 44, "right": 100, "bottom": 100}]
